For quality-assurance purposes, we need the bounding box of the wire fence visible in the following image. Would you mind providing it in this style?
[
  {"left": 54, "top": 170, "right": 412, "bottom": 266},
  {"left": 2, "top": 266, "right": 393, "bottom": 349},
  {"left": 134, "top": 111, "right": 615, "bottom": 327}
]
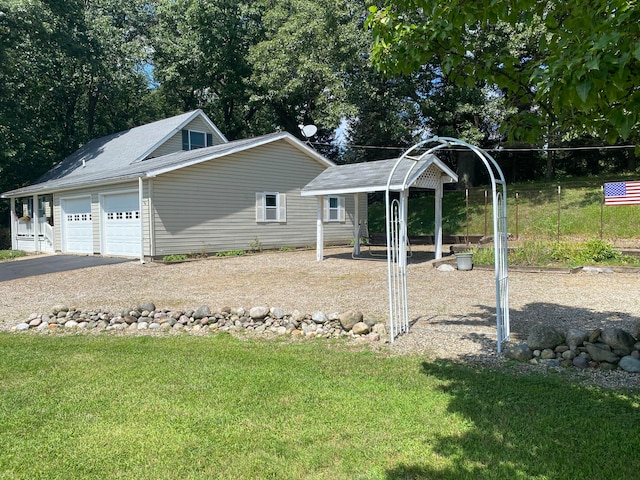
[{"left": 436, "top": 183, "right": 640, "bottom": 244}]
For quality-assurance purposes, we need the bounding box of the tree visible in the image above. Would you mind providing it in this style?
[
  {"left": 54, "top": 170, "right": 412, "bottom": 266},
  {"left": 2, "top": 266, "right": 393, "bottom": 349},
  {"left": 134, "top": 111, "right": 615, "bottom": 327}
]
[
  {"left": 0, "top": 0, "right": 158, "bottom": 224},
  {"left": 366, "top": 0, "right": 640, "bottom": 144}
]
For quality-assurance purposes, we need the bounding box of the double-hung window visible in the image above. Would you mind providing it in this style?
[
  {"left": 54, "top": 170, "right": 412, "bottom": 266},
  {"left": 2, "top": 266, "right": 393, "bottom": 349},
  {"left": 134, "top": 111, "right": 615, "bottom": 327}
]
[
  {"left": 324, "top": 195, "right": 345, "bottom": 222},
  {"left": 256, "top": 192, "right": 286, "bottom": 223},
  {"left": 182, "top": 130, "right": 214, "bottom": 150}
]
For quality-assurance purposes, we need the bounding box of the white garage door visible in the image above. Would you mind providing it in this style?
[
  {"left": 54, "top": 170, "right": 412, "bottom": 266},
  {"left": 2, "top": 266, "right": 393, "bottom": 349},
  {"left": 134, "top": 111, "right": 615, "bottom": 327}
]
[
  {"left": 102, "top": 192, "right": 140, "bottom": 257},
  {"left": 61, "top": 196, "right": 93, "bottom": 254}
]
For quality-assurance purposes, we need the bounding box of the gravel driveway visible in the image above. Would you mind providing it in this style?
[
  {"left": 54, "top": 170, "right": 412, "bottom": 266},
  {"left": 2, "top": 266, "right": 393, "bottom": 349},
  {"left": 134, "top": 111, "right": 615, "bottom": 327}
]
[{"left": 2, "top": 247, "right": 640, "bottom": 386}]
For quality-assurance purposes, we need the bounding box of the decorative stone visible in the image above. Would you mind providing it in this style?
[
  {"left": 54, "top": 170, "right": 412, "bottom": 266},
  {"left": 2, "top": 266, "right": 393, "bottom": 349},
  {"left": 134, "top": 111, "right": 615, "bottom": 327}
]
[
  {"left": 290, "top": 310, "right": 305, "bottom": 323},
  {"left": 585, "top": 342, "right": 620, "bottom": 364},
  {"left": 138, "top": 302, "right": 156, "bottom": 313},
  {"left": 64, "top": 320, "right": 78, "bottom": 328},
  {"left": 504, "top": 344, "right": 533, "bottom": 361},
  {"left": 566, "top": 329, "right": 589, "bottom": 350},
  {"left": 249, "top": 306, "right": 269, "bottom": 320},
  {"left": 123, "top": 315, "right": 137, "bottom": 325},
  {"left": 29, "top": 318, "right": 42, "bottom": 327},
  {"left": 600, "top": 327, "right": 636, "bottom": 356},
  {"left": 540, "top": 348, "right": 556, "bottom": 359},
  {"left": 437, "top": 264, "right": 455, "bottom": 272},
  {"left": 619, "top": 355, "right": 640, "bottom": 373},
  {"left": 270, "top": 307, "right": 285, "bottom": 319},
  {"left": 588, "top": 328, "right": 602, "bottom": 343},
  {"left": 311, "top": 311, "right": 328, "bottom": 324},
  {"left": 193, "top": 305, "right": 211, "bottom": 320},
  {"left": 527, "top": 325, "right": 564, "bottom": 350},
  {"left": 137, "top": 322, "right": 149, "bottom": 330},
  {"left": 15, "top": 322, "right": 30, "bottom": 331},
  {"left": 372, "top": 323, "right": 387, "bottom": 335},
  {"left": 51, "top": 305, "right": 69, "bottom": 315},
  {"left": 352, "top": 322, "right": 370, "bottom": 335},
  {"left": 562, "top": 350, "right": 576, "bottom": 360},
  {"left": 338, "top": 310, "right": 363, "bottom": 331},
  {"left": 573, "top": 356, "right": 589, "bottom": 369}
]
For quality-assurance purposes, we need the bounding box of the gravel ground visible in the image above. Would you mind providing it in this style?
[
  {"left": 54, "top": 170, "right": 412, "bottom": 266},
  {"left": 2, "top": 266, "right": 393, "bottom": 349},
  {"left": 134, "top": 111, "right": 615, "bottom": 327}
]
[{"left": 2, "top": 246, "right": 639, "bottom": 388}]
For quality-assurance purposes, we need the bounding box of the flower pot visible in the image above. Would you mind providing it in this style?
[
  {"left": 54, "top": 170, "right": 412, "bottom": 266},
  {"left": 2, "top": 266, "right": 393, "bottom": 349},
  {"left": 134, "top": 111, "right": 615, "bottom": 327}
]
[{"left": 455, "top": 252, "right": 473, "bottom": 271}]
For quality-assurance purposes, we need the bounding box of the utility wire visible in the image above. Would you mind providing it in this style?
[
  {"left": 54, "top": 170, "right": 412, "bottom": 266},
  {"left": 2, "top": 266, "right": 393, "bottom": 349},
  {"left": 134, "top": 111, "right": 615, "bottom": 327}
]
[{"left": 311, "top": 142, "right": 638, "bottom": 153}]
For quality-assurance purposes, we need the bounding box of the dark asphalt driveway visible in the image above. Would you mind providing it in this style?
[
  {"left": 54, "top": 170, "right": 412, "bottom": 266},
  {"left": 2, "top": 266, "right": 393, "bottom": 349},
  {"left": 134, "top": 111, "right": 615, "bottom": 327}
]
[{"left": 0, "top": 255, "right": 134, "bottom": 282}]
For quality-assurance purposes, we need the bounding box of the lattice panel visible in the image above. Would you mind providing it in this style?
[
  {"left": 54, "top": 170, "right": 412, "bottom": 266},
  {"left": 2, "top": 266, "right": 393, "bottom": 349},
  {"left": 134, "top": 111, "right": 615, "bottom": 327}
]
[{"left": 412, "top": 164, "right": 441, "bottom": 189}]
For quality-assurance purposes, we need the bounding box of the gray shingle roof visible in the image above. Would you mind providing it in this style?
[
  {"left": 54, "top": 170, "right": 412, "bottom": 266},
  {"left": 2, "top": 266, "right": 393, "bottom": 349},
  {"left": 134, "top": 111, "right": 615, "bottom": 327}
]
[
  {"left": 2, "top": 132, "right": 331, "bottom": 197},
  {"left": 301, "top": 154, "right": 457, "bottom": 196},
  {"left": 35, "top": 110, "right": 209, "bottom": 184}
]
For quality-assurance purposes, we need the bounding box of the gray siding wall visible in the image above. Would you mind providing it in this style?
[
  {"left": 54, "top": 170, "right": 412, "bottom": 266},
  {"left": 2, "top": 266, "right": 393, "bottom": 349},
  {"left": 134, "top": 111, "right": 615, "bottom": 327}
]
[
  {"left": 52, "top": 181, "right": 151, "bottom": 256},
  {"left": 148, "top": 117, "right": 226, "bottom": 159},
  {"left": 151, "top": 141, "right": 361, "bottom": 256}
]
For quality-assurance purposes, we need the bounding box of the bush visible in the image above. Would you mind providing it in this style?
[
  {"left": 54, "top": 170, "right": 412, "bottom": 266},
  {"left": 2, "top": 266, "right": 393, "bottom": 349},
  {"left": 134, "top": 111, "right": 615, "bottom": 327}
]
[{"left": 0, "top": 228, "right": 11, "bottom": 250}]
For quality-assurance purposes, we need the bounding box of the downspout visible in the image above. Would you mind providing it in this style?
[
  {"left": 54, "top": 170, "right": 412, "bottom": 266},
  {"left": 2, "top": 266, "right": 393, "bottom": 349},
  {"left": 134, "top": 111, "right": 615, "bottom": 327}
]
[{"left": 138, "top": 177, "right": 145, "bottom": 264}]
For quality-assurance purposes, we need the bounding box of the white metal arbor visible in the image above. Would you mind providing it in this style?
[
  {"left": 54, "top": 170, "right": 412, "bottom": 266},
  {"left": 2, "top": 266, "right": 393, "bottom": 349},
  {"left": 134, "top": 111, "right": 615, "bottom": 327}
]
[{"left": 386, "top": 137, "right": 510, "bottom": 353}]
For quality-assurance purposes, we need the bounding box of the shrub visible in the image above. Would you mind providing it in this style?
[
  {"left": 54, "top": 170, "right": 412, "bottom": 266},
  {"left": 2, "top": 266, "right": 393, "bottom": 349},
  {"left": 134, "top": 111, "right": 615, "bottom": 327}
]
[{"left": 162, "top": 254, "right": 187, "bottom": 262}]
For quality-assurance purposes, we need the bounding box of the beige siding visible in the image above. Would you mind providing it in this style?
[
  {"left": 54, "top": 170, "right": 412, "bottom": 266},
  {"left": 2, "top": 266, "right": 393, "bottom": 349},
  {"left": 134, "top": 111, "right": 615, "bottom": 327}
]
[
  {"left": 52, "top": 181, "right": 151, "bottom": 256},
  {"left": 151, "top": 141, "right": 357, "bottom": 256},
  {"left": 147, "top": 116, "right": 226, "bottom": 159}
]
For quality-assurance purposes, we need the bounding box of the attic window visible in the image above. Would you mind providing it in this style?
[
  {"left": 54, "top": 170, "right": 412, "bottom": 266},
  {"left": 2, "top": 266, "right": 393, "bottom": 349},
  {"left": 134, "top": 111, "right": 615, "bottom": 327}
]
[{"left": 182, "top": 130, "right": 214, "bottom": 150}]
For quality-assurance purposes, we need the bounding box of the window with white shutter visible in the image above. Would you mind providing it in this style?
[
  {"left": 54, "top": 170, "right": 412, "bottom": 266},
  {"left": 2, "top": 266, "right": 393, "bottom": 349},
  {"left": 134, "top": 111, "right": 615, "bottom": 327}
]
[{"left": 256, "top": 192, "right": 286, "bottom": 223}]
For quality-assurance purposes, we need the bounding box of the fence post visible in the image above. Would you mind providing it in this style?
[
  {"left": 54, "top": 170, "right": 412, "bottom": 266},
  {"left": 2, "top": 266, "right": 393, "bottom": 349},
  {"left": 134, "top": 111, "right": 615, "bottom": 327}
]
[
  {"left": 484, "top": 189, "right": 488, "bottom": 237},
  {"left": 515, "top": 192, "right": 519, "bottom": 240},
  {"left": 557, "top": 185, "right": 561, "bottom": 242},
  {"left": 465, "top": 188, "right": 469, "bottom": 245}
]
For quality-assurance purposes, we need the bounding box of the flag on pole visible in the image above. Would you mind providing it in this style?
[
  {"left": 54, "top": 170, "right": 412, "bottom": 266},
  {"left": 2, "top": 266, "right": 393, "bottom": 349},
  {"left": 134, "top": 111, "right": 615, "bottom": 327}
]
[{"left": 604, "top": 181, "right": 640, "bottom": 206}]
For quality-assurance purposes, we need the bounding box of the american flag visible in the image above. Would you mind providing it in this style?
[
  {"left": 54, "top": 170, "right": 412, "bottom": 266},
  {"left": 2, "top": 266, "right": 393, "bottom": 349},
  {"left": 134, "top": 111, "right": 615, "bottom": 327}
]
[{"left": 604, "top": 181, "right": 640, "bottom": 206}]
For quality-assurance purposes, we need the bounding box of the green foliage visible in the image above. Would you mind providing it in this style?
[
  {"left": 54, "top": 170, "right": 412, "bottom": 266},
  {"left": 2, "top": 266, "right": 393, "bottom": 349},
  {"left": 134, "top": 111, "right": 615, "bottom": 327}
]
[
  {"left": 162, "top": 254, "right": 187, "bottom": 262},
  {"left": 473, "top": 240, "right": 639, "bottom": 268},
  {"left": 0, "top": 227, "right": 10, "bottom": 250},
  {"left": 215, "top": 249, "right": 245, "bottom": 257},
  {"left": 366, "top": 1, "right": 640, "bottom": 143},
  {"left": 248, "top": 236, "right": 262, "bottom": 252},
  {"left": 0, "top": 249, "right": 26, "bottom": 261},
  {"left": 1, "top": 334, "right": 639, "bottom": 479}
]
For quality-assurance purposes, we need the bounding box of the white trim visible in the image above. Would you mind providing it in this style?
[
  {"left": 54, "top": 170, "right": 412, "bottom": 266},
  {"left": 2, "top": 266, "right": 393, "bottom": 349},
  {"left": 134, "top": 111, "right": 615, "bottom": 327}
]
[
  {"left": 324, "top": 195, "right": 345, "bottom": 223},
  {"left": 185, "top": 129, "right": 208, "bottom": 150}
]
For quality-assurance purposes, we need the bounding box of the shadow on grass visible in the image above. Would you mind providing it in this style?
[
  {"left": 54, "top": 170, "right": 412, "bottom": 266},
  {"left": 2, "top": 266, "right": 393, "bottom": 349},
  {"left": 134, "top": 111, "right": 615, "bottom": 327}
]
[{"left": 385, "top": 359, "right": 640, "bottom": 479}]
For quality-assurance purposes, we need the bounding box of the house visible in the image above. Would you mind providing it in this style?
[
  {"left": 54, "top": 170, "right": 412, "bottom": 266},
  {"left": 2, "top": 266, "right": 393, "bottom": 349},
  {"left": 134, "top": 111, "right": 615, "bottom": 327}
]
[{"left": 1, "top": 110, "right": 364, "bottom": 260}]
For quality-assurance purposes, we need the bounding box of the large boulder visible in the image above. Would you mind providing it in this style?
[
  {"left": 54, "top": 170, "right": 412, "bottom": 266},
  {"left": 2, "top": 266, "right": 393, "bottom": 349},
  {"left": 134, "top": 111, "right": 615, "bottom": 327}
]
[
  {"left": 565, "top": 328, "right": 589, "bottom": 350},
  {"left": 599, "top": 327, "right": 636, "bottom": 356},
  {"left": 619, "top": 356, "right": 640, "bottom": 373},
  {"left": 585, "top": 343, "right": 620, "bottom": 364},
  {"left": 339, "top": 310, "right": 363, "bottom": 331},
  {"left": 249, "top": 305, "right": 269, "bottom": 320},
  {"left": 194, "top": 305, "right": 212, "bottom": 320},
  {"left": 504, "top": 344, "right": 533, "bottom": 362},
  {"left": 527, "top": 325, "right": 564, "bottom": 350}
]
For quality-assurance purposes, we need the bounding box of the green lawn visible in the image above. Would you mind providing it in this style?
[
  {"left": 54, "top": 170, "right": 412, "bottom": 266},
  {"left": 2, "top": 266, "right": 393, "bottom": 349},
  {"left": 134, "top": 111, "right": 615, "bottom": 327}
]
[{"left": 1, "top": 334, "right": 638, "bottom": 479}]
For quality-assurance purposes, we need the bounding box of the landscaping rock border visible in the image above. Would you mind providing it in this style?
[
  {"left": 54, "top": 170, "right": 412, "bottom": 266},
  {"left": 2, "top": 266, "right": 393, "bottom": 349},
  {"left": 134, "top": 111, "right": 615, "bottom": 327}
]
[
  {"left": 504, "top": 324, "right": 640, "bottom": 373},
  {"left": 12, "top": 303, "right": 389, "bottom": 343}
]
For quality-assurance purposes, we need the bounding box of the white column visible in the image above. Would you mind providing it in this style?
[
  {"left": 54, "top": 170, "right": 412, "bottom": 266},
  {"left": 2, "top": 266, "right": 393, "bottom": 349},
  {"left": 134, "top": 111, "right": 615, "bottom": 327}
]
[
  {"left": 138, "top": 177, "right": 145, "bottom": 264},
  {"left": 434, "top": 181, "right": 443, "bottom": 259},
  {"left": 353, "top": 193, "right": 360, "bottom": 256},
  {"left": 316, "top": 196, "right": 324, "bottom": 261},
  {"left": 10, "top": 197, "right": 17, "bottom": 250},
  {"left": 32, "top": 194, "right": 40, "bottom": 253}
]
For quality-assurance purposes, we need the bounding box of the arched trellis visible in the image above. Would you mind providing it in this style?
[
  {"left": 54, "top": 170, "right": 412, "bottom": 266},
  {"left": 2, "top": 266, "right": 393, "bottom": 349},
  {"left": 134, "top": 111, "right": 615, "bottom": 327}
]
[{"left": 385, "top": 137, "right": 510, "bottom": 353}]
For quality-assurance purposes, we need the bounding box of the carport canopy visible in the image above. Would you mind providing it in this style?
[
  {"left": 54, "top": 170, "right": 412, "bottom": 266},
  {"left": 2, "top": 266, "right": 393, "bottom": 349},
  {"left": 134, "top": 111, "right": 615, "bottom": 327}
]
[{"left": 301, "top": 153, "right": 458, "bottom": 260}]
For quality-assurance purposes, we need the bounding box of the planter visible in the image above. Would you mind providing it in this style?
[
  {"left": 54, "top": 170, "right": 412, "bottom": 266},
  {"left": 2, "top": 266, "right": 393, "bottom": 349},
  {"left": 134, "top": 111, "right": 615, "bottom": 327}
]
[{"left": 455, "top": 252, "right": 473, "bottom": 271}]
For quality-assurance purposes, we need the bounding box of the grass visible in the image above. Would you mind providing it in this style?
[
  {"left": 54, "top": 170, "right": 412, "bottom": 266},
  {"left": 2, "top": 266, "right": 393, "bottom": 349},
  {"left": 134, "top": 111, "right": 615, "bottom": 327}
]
[
  {"left": 0, "top": 250, "right": 26, "bottom": 262},
  {"left": 368, "top": 176, "right": 640, "bottom": 241},
  {"left": 1, "top": 334, "right": 639, "bottom": 479}
]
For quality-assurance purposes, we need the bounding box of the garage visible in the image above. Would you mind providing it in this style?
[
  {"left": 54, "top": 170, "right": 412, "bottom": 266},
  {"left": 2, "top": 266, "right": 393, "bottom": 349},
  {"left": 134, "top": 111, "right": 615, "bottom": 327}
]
[
  {"left": 101, "top": 192, "right": 141, "bottom": 257},
  {"left": 61, "top": 196, "right": 93, "bottom": 254}
]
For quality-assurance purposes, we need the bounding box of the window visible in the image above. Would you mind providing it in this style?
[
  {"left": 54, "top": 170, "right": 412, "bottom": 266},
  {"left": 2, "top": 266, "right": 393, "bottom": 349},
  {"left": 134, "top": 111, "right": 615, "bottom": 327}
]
[
  {"left": 182, "top": 130, "right": 214, "bottom": 150},
  {"left": 256, "top": 192, "right": 286, "bottom": 222},
  {"left": 324, "top": 196, "right": 345, "bottom": 222}
]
